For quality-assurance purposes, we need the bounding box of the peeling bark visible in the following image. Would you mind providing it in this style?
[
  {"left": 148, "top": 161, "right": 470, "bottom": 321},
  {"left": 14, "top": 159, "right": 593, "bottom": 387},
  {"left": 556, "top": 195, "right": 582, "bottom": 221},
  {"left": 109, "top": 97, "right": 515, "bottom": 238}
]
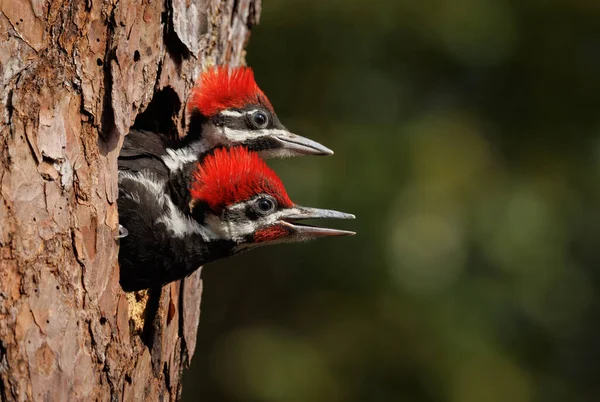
[{"left": 0, "top": 0, "right": 260, "bottom": 400}]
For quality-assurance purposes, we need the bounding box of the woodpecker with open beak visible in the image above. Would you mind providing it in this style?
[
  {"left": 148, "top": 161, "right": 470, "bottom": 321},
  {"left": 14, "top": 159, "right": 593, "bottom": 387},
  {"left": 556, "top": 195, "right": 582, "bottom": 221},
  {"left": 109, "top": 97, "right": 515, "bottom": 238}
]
[
  {"left": 118, "top": 66, "right": 333, "bottom": 179},
  {"left": 118, "top": 146, "right": 354, "bottom": 291}
]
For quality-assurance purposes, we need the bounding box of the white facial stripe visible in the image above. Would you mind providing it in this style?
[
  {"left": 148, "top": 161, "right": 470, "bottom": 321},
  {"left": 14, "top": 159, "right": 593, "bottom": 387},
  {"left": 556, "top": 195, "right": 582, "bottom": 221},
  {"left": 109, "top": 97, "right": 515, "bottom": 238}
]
[
  {"left": 119, "top": 171, "right": 214, "bottom": 240},
  {"left": 219, "top": 110, "right": 245, "bottom": 118},
  {"left": 229, "top": 205, "right": 307, "bottom": 252},
  {"left": 223, "top": 127, "right": 290, "bottom": 142},
  {"left": 161, "top": 141, "right": 209, "bottom": 172},
  {"left": 157, "top": 199, "right": 214, "bottom": 240},
  {"left": 204, "top": 201, "right": 302, "bottom": 242},
  {"left": 204, "top": 213, "right": 256, "bottom": 241},
  {"left": 219, "top": 109, "right": 263, "bottom": 119},
  {"left": 118, "top": 171, "right": 165, "bottom": 200},
  {"left": 204, "top": 202, "right": 257, "bottom": 241},
  {"left": 162, "top": 148, "right": 196, "bottom": 172}
]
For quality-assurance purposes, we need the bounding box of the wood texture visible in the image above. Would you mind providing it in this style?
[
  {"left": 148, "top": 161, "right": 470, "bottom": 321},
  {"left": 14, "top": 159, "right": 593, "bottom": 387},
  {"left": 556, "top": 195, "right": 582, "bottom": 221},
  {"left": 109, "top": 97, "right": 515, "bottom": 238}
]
[{"left": 0, "top": 0, "right": 260, "bottom": 400}]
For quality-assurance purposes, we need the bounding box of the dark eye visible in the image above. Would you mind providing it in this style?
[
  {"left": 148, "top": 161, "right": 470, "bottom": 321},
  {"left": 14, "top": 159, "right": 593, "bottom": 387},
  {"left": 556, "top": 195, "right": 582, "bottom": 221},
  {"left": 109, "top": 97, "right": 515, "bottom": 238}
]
[
  {"left": 251, "top": 111, "right": 269, "bottom": 129},
  {"left": 256, "top": 197, "right": 275, "bottom": 213}
]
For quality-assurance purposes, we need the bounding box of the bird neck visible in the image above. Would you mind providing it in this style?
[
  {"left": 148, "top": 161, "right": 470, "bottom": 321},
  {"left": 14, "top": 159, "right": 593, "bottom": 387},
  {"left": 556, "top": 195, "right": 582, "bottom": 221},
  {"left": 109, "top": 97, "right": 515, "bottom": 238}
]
[
  {"left": 158, "top": 109, "right": 210, "bottom": 172},
  {"left": 118, "top": 179, "right": 235, "bottom": 290},
  {"left": 162, "top": 233, "right": 234, "bottom": 283},
  {"left": 166, "top": 160, "right": 199, "bottom": 215},
  {"left": 119, "top": 230, "right": 235, "bottom": 291}
]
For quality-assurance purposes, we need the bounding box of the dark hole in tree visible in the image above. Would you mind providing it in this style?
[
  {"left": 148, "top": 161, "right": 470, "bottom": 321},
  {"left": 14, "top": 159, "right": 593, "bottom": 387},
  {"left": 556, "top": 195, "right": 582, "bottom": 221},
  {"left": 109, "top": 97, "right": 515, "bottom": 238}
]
[
  {"left": 100, "top": 317, "right": 107, "bottom": 325},
  {"left": 96, "top": 58, "right": 103, "bottom": 66},
  {"left": 163, "top": 363, "right": 170, "bottom": 386},
  {"left": 132, "top": 86, "right": 181, "bottom": 139},
  {"left": 134, "top": 50, "right": 140, "bottom": 62},
  {"left": 99, "top": 49, "right": 117, "bottom": 150},
  {"left": 141, "top": 287, "right": 161, "bottom": 349}
]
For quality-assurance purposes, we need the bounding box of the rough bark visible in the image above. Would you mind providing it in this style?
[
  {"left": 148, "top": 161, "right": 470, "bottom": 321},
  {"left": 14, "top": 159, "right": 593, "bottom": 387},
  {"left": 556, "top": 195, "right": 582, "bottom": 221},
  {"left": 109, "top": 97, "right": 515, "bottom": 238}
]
[{"left": 0, "top": 0, "right": 260, "bottom": 400}]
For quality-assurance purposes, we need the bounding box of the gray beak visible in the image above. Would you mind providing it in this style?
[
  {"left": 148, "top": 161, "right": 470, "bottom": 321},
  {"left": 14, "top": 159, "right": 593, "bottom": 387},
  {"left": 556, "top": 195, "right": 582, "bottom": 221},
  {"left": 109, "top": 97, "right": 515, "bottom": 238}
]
[
  {"left": 274, "top": 132, "right": 334, "bottom": 156},
  {"left": 278, "top": 206, "right": 356, "bottom": 238}
]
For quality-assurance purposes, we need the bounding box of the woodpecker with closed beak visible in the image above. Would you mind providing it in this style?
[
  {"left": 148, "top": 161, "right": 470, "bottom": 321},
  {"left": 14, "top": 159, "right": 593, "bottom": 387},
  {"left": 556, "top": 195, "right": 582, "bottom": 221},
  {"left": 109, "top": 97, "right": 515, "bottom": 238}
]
[
  {"left": 118, "top": 146, "right": 354, "bottom": 291},
  {"left": 118, "top": 66, "right": 332, "bottom": 180}
]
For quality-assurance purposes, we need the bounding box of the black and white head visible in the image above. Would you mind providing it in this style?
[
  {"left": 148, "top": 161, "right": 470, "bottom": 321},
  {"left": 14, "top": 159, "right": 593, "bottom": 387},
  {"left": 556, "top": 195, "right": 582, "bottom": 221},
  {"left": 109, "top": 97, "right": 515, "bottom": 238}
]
[
  {"left": 187, "top": 66, "right": 333, "bottom": 158},
  {"left": 189, "top": 147, "right": 355, "bottom": 250}
]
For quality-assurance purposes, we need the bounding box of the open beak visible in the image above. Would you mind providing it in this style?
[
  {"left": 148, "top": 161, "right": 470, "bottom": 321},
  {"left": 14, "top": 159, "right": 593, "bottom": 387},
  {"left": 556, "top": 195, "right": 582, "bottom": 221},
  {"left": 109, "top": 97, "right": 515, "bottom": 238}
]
[
  {"left": 278, "top": 206, "right": 356, "bottom": 239},
  {"left": 273, "top": 131, "right": 334, "bottom": 156}
]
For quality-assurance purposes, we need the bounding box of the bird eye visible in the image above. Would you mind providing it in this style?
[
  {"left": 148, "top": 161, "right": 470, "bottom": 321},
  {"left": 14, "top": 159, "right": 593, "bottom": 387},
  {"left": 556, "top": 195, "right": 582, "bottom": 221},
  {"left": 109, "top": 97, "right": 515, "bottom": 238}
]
[
  {"left": 251, "top": 111, "right": 269, "bottom": 129},
  {"left": 256, "top": 197, "right": 275, "bottom": 213}
]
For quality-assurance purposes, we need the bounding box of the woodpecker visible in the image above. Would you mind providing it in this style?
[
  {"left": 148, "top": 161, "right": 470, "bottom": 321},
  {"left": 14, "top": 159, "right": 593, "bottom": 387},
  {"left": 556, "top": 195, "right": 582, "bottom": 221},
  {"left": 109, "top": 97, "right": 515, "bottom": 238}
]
[
  {"left": 118, "top": 66, "right": 333, "bottom": 180},
  {"left": 118, "top": 146, "right": 354, "bottom": 291}
]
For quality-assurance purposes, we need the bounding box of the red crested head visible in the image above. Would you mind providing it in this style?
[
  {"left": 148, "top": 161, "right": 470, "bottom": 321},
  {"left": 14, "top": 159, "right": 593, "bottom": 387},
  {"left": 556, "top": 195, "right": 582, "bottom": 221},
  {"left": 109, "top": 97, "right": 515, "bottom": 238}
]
[
  {"left": 190, "top": 147, "right": 293, "bottom": 212},
  {"left": 188, "top": 66, "right": 274, "bottom": 116}
]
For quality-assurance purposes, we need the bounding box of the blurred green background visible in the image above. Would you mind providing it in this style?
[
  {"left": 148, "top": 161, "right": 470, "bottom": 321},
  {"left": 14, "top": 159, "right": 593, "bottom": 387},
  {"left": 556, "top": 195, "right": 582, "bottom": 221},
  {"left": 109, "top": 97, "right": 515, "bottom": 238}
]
[{"left": 183, "top": 1, "right": 600, "bottom": 401}]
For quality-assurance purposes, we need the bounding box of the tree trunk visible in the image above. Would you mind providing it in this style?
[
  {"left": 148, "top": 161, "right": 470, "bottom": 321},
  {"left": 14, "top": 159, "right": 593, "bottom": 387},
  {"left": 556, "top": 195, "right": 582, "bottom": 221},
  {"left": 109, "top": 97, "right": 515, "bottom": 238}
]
[{"left": 0, "top": 0, "right": 260, "bottom": 400}]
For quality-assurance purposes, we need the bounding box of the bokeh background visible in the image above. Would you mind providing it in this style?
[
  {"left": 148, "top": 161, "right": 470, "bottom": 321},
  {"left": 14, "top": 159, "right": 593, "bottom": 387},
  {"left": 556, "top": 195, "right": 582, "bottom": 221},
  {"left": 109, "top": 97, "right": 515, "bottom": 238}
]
[{"left": 183, "top": 1, "right": 600, "bottom": 401}]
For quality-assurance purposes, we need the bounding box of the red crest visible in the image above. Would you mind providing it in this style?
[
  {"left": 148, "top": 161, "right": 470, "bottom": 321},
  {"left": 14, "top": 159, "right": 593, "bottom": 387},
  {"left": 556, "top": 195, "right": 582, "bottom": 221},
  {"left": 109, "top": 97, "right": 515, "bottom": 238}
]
[
  {"left": 188, "top": 66, "right": 274, "bottom": 116},
  {"left": 190, "top": 147, "right": 293, "bottom": 212}
]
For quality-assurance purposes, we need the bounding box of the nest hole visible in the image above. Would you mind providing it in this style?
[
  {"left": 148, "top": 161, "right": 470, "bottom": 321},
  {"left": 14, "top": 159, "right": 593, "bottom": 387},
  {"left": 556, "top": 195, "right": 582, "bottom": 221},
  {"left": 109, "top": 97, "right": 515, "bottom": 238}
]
[{"left": 132, "top": 86, "right": 181, "bottom": 140}]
